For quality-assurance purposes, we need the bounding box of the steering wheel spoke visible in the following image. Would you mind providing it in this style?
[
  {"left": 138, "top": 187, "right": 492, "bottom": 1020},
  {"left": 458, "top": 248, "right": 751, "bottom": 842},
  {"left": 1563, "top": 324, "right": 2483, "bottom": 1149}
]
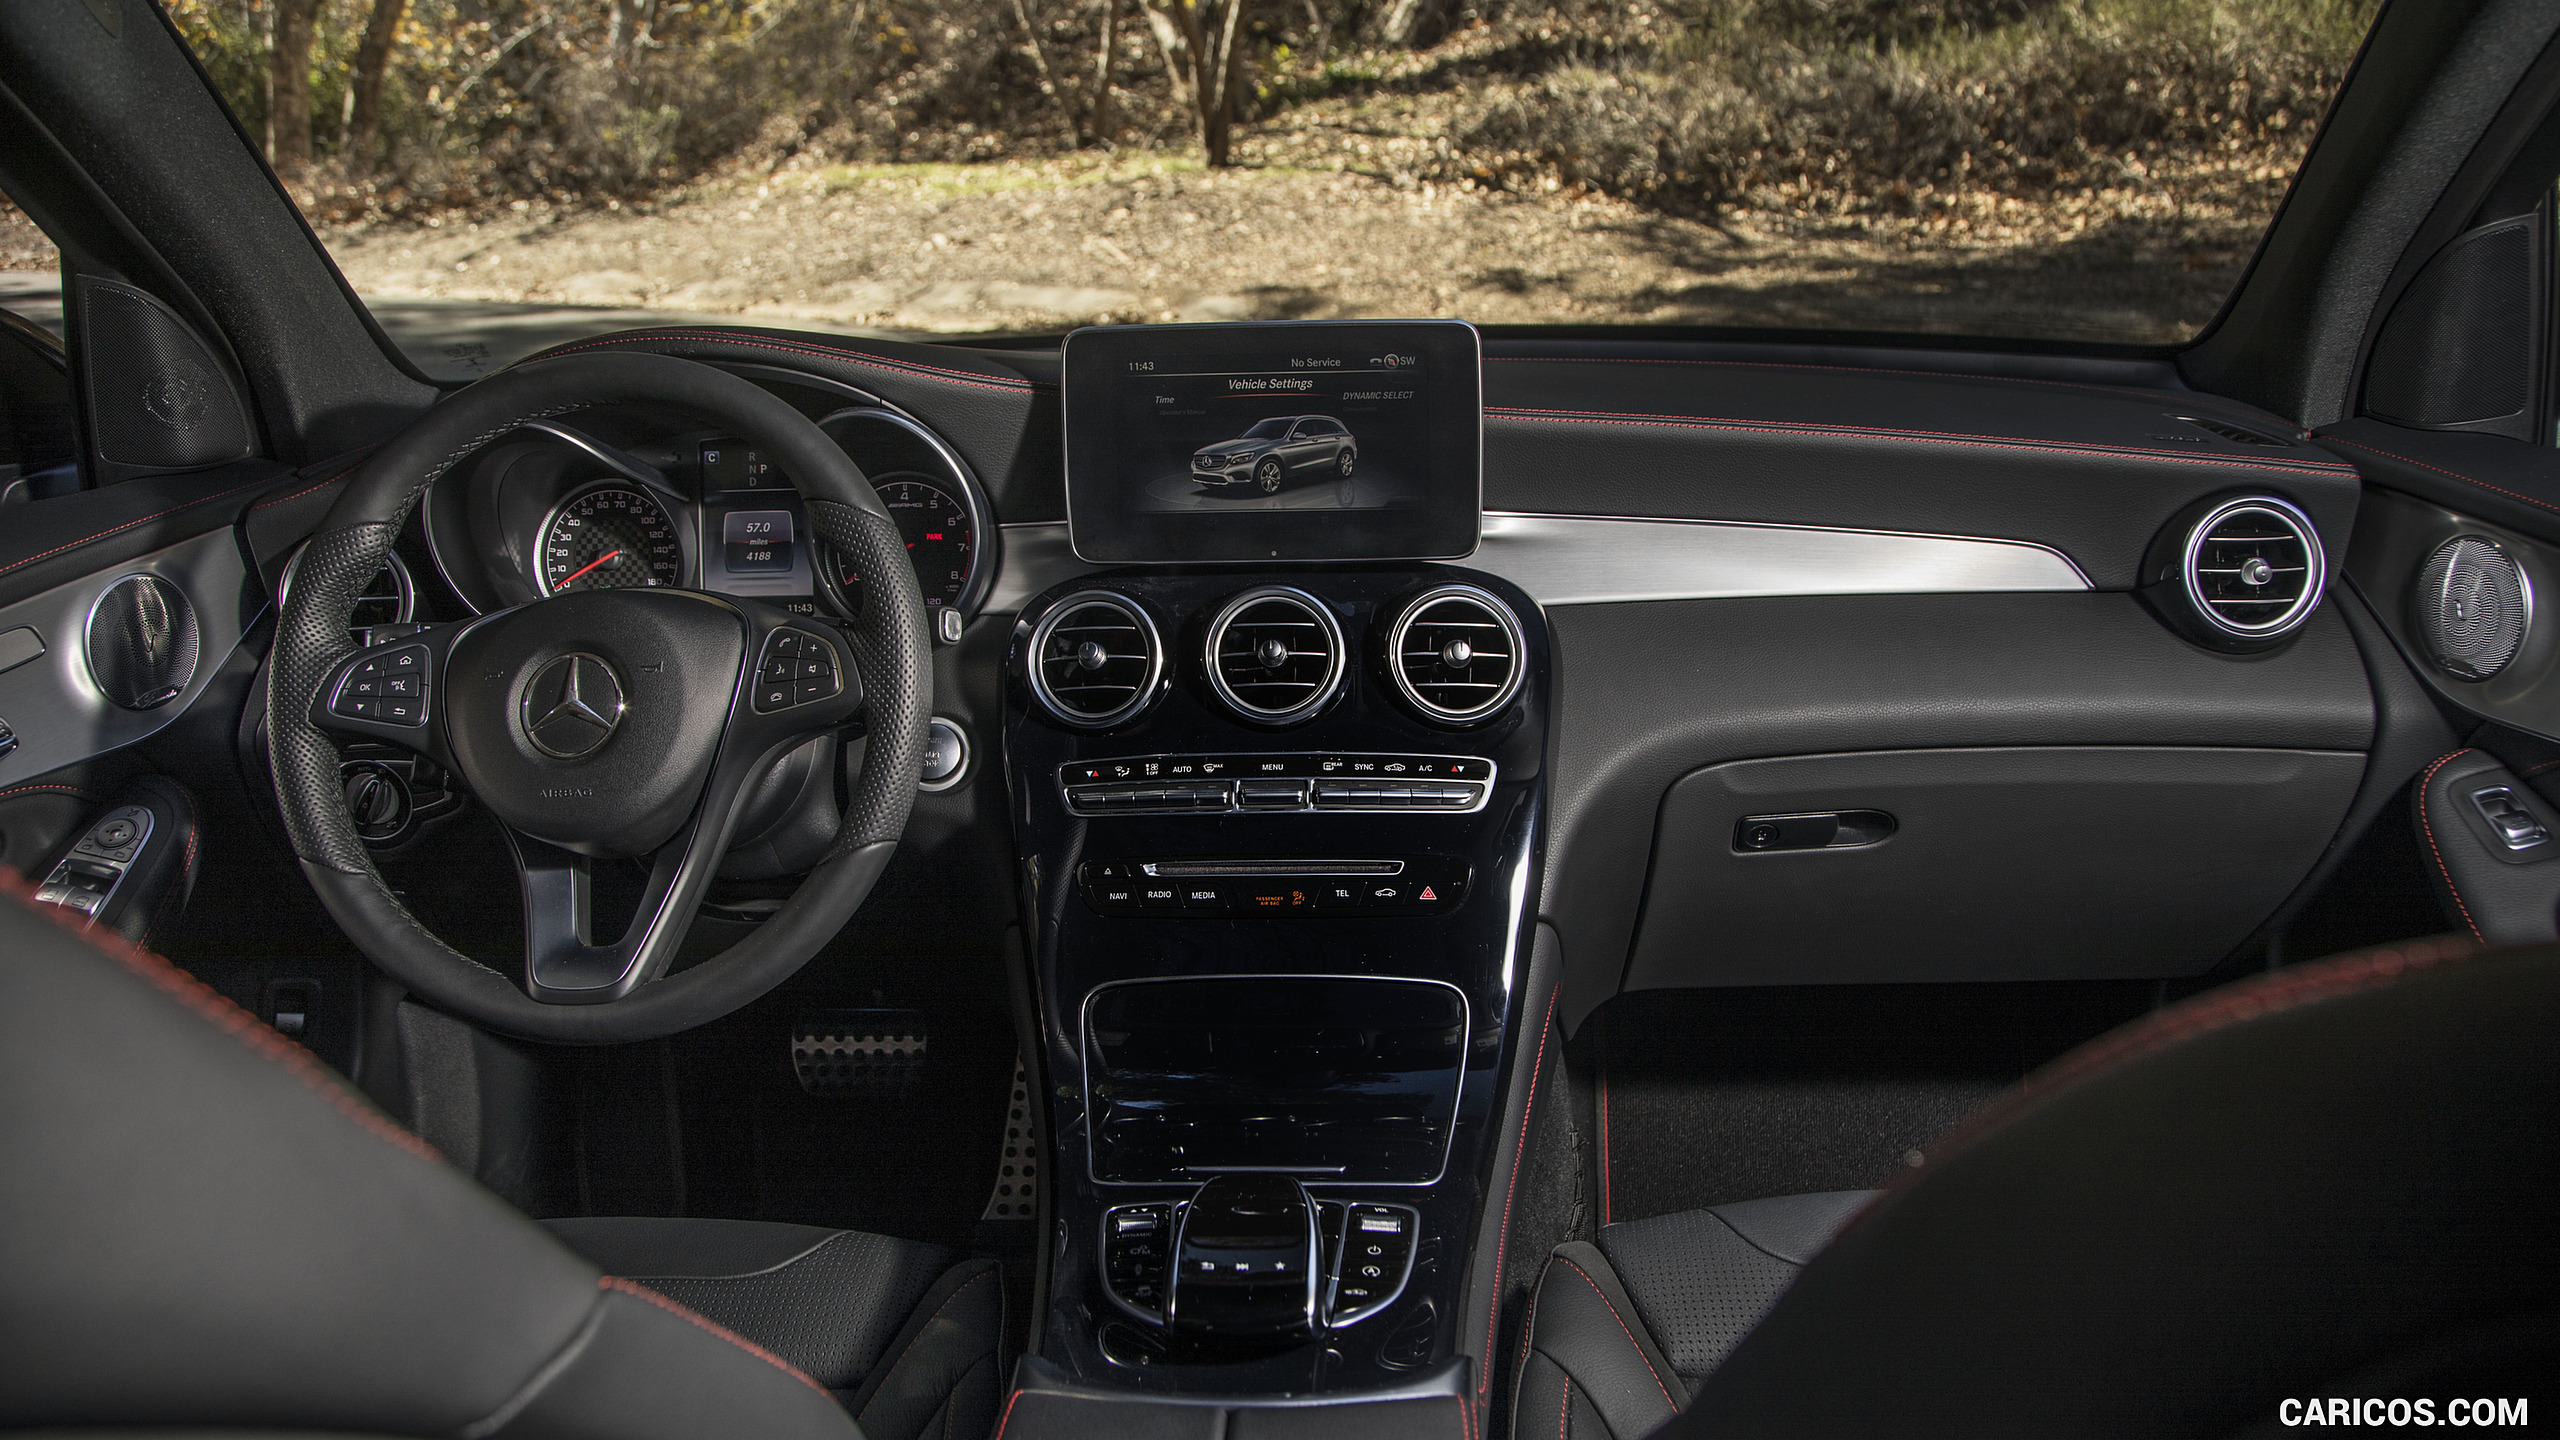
[
  {"left": 306, "top": 623, "right": 466, "bottom": 771},
  {"left": 503, "top": 605, "right": 864, "bottom": 1005}
]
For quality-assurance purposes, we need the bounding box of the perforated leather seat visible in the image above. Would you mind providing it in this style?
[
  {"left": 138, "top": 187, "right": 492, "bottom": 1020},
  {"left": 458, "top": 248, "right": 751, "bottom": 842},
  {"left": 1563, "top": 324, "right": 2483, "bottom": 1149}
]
[
  {"left": 1515, "top": 1191, "right": 1871, "bottom": 1439},
  {"left": 1514, "top": 939, "right": 2559, "bottom": 1440},
  {"left": 0, "top": 881, "right": 1002, "bottom": 1440}
]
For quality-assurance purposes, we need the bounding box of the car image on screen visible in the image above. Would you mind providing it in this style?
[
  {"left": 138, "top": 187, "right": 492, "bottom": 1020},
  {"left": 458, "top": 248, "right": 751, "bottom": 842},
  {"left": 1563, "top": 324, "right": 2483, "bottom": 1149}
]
[{"left": 1191, "top": 415, "right": 1357, "bottom": 494}]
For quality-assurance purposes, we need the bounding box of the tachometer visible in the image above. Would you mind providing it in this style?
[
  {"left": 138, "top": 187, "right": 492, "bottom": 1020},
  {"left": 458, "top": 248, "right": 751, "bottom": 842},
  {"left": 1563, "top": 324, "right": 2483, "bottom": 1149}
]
[
  {"left": 827, "top": 474, "right": 975, "bottom": 612},
  {"left": 540, "top": 484, "right": 683, "bottom": 594}
]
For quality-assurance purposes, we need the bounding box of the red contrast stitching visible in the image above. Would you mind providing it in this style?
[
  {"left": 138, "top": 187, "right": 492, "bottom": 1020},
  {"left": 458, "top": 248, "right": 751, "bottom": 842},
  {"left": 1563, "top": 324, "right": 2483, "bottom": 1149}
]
[
  {"left": 861, "top": 1266, "right": 997, "bottom": 1416},
  {"left": 991, "top": 1388, "right": 1024, "bottom": 1440},
  {"left": 599, "top": 1275, "right": 829, "bottom": 1396},
  {"left": 2317, "top": 435, "right": 2560, "bottom": 517},
  {"left": 1596, "top": 1012, "right": 1613, "bottom": 1228},
  {"left": 247, "top": 467, "right": 361, "bottom": 512},
  {"left": 2413, "top": 750, "right": 2483, "bottom": 943},
  {"left": 0, "top": 868, "right": 439, "bottom": 1162},
  {"left": 1483, "top": 983, "right": 1561, "bottom": 1395},
  {"left": 0, "top": 784, "right": 109, "bottom": 805},
  {"left": 1549, "top": 1252, "right": 1678, "bottom": 1411},
  {"left": 530, "top": 330, "right": 1047, "bottom": 396},
  {"left": 1501, "top": 354, "right": 2300, "bottom": 415},
  {"left": 1559, "top": 1373, "right": 1572, "bottom": 1440},
  {"left": 0, "top": 472, "right": 279, "bottom": 579},
  {"left": 1490, "top": 406, "right": 2354, "bottom": 477}
]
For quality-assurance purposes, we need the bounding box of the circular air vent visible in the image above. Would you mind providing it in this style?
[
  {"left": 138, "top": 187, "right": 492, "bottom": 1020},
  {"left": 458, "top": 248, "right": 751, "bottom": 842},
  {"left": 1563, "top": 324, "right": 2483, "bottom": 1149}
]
[
  {"left": 278, "top": 545, "right": 416, "bottom": 642},
  {"left": 2143, "top": 495, "right": 2326, "bottom": 651},
  {"left": 352, "top": 552, "right": 416, "bottom": 631},
  {"left": 1028, "top": 592, "right": 1164, "bottom": 729},
  {"left": 1389, "top": 585, "right": 1524, "bottom": 724},
  {"left": 1205, "top": 587, "right": 1345, "bottom": 725},
  {"left": 2415, "top": 535, "right": 2531, "bottom": 681},
  {"left": 86, "top": 574, "right": 199, "bottom": 711}
]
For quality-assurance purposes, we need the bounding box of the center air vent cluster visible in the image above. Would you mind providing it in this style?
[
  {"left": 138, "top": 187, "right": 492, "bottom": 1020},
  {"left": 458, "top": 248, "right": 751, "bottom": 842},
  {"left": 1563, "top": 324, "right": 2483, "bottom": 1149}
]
[
  {"left": 1028, "top": 592, "right": 1163, "bottom": 729},
  {"left": 1389, "top": 586, "right": 1524, "bottom": 724},
  {"left": 1024, "top": 582, "right": 1529, "bottom": 731},
  {"left": 2141, "top": 495, "right": 2326, "bottom": 653},
  {"left": 1206, "top": 587, "right": 1344, "bottom": 725}
]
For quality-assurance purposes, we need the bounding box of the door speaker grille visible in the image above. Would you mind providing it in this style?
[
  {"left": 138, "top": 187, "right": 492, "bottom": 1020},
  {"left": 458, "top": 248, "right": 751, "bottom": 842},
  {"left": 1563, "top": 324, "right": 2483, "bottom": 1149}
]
[
  {"left": 1029, "top": 592, "right": 1163, "bottom": 729},
  {"left": 2415, "top": 536, "right": 2530, "bottom": 681},
  {"left": 1390, "top": 586, "right": 1524, "bottom": 724},
  {"left": 86, "top": 574, "right": 199, "bottom": 710},
  {"left": 1206, "top": 587, "right": 1344, "bottom": 724}
]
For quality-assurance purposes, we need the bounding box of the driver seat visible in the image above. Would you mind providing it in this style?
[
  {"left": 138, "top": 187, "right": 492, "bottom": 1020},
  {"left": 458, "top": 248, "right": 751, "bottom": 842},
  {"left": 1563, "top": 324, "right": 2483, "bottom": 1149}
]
[{"left": 0, "top": 879, "right": 1001, "bottom": 1440}]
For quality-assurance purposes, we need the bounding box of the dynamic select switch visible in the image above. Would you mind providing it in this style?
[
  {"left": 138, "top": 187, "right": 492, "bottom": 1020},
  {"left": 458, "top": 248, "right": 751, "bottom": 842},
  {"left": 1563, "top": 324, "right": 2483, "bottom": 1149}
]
[
  {"left": 751, "top": 629, "right": 842, "bottom": 713},
  {"left": 329, "top": 644, "right": 431, "bottom": 726}
]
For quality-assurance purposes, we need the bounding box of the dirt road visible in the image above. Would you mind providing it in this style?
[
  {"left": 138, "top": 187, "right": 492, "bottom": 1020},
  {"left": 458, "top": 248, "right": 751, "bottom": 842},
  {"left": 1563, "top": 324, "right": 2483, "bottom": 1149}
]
[{"left": 317, "top": 146, "right": 2259, "bottom": 352}]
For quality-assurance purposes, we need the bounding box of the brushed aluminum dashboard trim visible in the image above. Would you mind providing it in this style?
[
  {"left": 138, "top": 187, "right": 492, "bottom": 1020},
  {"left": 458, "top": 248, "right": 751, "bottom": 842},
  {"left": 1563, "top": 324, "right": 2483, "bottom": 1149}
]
[
  {"left": 1471, "top": 511, "right": 2092, "bottom": 604},
  {"left": 985, "top": 511, "right": 2091, "bottom": 611}
]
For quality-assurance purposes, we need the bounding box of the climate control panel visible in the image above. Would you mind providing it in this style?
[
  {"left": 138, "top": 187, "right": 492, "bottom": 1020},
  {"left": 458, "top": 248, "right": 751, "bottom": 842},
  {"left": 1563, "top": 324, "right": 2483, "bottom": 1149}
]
[
  {"left": 1081, "top": 857, "right": 1469, "bottom": 917},
  {"left": 1061, "top": 752, "right": 1492, "bottom": 816}
]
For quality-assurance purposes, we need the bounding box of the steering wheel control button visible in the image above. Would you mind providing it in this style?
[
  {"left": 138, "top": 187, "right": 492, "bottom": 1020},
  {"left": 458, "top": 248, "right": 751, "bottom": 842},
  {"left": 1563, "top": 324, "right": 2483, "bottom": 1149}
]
[
  {"left": 518, "top": 652, "right": 624, "bottom": 757},
  {"left": 331, "top": 644, "right": 433, "bottom": 728},
  {"left": 753, "top": 629, "right": 842, "bottom": 713},
  {"left": 1060, "top": 753, "right": 1492, "bottom": 816}
]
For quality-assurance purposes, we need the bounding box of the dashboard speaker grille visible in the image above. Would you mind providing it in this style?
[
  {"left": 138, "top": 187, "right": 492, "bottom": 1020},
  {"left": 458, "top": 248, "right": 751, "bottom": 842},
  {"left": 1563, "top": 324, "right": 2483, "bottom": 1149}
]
[
  {"left": 1029, "top": 593, "right": 1162, "bottom": 728},
  {"left": 2181, "top": 498, "right": 2324, "bottom": 641},
  {"left": 2416, "top": 536, "right": 2529, "bottom": 681},
  {"left": 1390, "top": 586, "right": 1523, "bottom": 724},
  {"left": 1206, "top": 587, "right": 1344, "bottom": 724}
]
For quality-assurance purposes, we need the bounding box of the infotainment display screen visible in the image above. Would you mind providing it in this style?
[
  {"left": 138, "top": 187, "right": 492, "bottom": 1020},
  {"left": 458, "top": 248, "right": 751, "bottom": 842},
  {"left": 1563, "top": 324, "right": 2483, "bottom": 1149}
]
[{"left": 1061, "top": 320, "right": 1482, "bottom": 563}]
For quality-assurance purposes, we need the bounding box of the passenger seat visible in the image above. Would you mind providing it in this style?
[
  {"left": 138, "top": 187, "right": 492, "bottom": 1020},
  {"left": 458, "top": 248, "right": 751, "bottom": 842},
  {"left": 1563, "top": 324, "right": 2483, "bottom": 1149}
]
[{"left": 1513, "top": 1191, "right": 1871, "bottom": 1439}]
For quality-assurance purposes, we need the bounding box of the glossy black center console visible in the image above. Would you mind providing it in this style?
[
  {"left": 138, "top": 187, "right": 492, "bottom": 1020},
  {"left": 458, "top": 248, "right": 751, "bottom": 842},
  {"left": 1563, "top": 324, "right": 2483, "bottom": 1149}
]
[{"left": 1004, "top": 564, "right": 1547, "bottom": 1398}]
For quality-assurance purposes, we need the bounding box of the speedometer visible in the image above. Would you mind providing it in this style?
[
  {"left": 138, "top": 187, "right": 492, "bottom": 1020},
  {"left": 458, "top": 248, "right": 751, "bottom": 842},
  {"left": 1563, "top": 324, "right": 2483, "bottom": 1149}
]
[
  {"left": 826, "top": 474, "right": 975, "bottom": 612},
  {"left": 540, "top": 484, "right": 683, "bottom": 594}
]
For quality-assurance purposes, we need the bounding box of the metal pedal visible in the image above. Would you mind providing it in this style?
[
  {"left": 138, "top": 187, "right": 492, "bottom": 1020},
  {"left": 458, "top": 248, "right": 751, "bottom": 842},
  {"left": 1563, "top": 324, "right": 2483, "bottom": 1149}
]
[{"left": 791, "top": 1009, "right": 927, "bottom": 1097}]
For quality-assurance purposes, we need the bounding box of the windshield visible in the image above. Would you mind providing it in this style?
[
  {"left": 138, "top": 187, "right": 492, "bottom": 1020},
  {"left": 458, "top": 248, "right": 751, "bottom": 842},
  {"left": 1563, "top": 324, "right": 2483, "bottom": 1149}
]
[
  {"left": 1242, "top": 418, "right": 1295, "bottom": 439},
  {"left": 131, "top": 0, "right": 2380, "bottom": 376}
]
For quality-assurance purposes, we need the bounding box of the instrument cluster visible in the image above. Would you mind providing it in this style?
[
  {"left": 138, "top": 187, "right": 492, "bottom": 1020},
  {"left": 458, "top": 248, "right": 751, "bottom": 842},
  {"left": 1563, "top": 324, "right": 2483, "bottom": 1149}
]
[{"left": 420, "top": 405, "right": 994, "bottom": 637}]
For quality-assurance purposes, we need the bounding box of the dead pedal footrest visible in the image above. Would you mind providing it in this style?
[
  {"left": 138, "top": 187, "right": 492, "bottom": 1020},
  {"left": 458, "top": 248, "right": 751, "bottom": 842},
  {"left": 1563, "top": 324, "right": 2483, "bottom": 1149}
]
[{"left": 791, "top": 1009, "right": 927, "bottom": 1097}]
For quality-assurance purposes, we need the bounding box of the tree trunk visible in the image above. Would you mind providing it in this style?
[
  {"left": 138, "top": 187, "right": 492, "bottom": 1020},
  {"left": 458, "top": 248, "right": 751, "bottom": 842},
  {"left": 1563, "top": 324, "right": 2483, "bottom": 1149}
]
[
  {"left": 344, "top": 0, "right": 408, "bottom": 169},
  {"left": 267, "top": 0, "right": 320, "bottom": 180},
  {"left": 1088, "top": 0, "right": 1118, "bottom": 147}
]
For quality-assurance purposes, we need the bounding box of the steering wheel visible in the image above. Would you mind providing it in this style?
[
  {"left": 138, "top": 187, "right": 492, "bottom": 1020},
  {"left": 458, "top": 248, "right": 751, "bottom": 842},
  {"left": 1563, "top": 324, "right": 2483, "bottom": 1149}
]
[{"left": 266, "top": 352, "right": 931, "bottom": 1044}]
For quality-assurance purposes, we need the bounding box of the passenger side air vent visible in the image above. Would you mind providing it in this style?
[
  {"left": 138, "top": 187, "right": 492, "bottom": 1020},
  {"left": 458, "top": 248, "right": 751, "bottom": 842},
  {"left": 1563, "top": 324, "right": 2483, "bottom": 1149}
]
[
  {"left": 2139, "top": 495, "right": 2326, "bottom": 652},
  {"left": 1028, "top": 592, "right": 1164, "bottom": 729},
  {"left": 1389, "top": 585, "right": 1524, "bottom": 724},
  {"left": 1205, "top": 587, "right": 1344, "bottom": 725}
]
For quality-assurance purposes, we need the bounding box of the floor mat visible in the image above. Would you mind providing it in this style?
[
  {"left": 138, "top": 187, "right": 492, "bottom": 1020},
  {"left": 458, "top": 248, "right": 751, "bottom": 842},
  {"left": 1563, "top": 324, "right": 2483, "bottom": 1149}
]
[{"left": 1591, "top": 980, "right": 2161, "bottom": 1225}]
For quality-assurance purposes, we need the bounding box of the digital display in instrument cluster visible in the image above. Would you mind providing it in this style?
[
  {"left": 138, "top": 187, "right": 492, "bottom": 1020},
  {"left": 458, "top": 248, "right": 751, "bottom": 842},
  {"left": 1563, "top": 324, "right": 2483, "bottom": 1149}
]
[{"left": 696, "top": 440, "right": 819, "bottom": 613}]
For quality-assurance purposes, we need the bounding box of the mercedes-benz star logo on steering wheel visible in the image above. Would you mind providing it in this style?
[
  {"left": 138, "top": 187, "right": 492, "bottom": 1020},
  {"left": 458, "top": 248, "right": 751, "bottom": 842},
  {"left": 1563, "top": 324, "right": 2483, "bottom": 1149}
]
[{"left": 520, "top": 652, "right": 626, "bottom": 759}]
